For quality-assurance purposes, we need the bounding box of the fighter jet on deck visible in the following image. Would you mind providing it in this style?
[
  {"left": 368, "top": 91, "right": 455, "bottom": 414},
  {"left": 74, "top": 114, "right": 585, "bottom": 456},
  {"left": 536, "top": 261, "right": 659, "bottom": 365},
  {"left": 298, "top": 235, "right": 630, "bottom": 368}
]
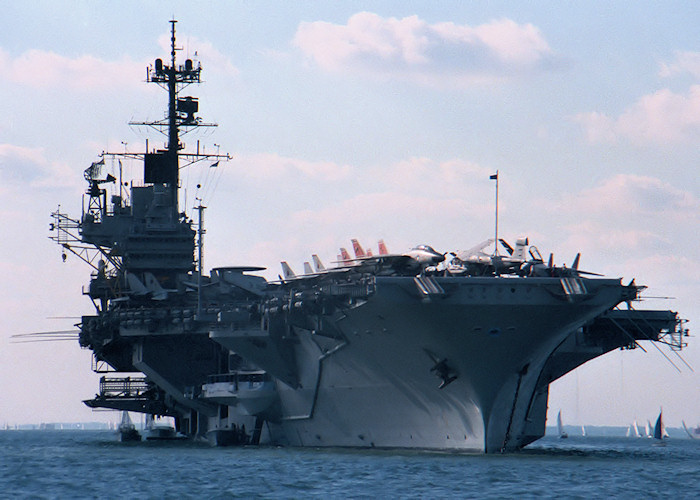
[
  {"left": 340, "top": 240, "right": 445, "bottom": 274},
  {"left": 448, "top": 237, "right": 602, "bottom": 278}
]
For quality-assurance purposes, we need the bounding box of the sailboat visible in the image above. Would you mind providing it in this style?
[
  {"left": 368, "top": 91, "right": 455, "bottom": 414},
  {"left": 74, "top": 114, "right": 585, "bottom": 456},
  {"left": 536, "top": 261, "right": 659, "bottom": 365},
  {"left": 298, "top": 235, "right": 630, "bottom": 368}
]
[
  {"left": 635, "top": 420, "right": 642, "bottom": 438},
  {"left": 653, "top": 410, "right": 667, "bottom": 445},
  {"left": 118, "top": 411, "right": 141, "bottom": 442},
  {"left": 645, "top": 420, "right": 652, "bottom": 438},
  {"left": 557, "top": 410, "right": 568, "bottom": 439},
  {"left": 581, "top": 425, "right": 587, "bottom": 437},
  {"left": 682, "top": 421, "right": 699, "bottom": 439}
]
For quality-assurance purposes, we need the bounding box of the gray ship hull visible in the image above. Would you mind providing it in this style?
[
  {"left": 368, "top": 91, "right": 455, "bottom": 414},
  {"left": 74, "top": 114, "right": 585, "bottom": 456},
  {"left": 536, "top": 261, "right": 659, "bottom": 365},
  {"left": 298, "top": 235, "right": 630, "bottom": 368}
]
[{"left": 214, "top": 275, "right": 634, "bottom": 452}]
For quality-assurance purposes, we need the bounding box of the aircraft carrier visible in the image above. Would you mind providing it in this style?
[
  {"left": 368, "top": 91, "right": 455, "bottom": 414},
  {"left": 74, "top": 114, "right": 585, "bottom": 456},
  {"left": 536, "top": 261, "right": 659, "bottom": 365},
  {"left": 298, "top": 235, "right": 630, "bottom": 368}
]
[{"left": 50, "top": 21, "right": 689, "bottom": 452}]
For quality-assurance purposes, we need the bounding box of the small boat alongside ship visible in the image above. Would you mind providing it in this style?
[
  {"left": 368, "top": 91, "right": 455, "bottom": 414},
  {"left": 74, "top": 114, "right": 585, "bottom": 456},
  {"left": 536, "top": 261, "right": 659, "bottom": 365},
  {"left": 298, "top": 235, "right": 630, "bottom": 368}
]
[{"left": 144, "top": 415, "right": 187, "bottom": 441}]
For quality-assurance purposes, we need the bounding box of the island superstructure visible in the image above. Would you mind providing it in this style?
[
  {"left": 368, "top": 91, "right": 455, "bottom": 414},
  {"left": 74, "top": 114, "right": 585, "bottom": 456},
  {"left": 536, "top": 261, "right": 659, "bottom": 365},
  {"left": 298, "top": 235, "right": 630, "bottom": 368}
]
[{"left": 49, "top": 21, "right": 688, "bottom": 452}]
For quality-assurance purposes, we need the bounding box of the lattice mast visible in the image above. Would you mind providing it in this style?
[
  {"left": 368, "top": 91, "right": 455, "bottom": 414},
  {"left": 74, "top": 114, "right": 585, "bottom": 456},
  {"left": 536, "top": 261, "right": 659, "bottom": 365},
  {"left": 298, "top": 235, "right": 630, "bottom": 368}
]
[{"left": 50, "top": 19, "right": 228, "bottom": 310}]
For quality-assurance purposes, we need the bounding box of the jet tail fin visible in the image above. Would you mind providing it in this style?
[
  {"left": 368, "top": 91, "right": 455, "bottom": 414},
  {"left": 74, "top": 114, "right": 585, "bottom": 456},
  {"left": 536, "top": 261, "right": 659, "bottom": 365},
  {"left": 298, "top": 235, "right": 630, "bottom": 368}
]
[
  {"left": 378, "top": 239, "right": 389, "bottom": 255},
  {"left": 513, "top": 237, "right": 529, "bottom": 261},
  {"left": 281, "top": 262, "right": 296, "bottom": 280},
  {"left": 340, "top": 247, "right": 352, "bottom": 264},
  {"left": 572, "top": 253, "right": 581, "bottom": 271},
  {"left": 312, "top": 254, "right": 325, "bottom": 272},
  {"left": 351, "top": 239, "right": 366, "bottom": 258},
  {"left": 126, "top": 272, "right": 149, "bottom": 295},
  {"left": 144, "top": 272, "right": 168, "bottom": 300},
  {"left": 303, "top": 261, "right": 314, "bottom": 275}
]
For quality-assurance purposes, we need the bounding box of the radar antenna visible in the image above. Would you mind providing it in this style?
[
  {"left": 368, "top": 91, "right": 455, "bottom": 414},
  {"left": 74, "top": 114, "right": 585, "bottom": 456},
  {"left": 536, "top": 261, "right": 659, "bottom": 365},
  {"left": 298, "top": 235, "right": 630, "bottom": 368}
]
[{"left": 125, "top": 19, "right": 227, "bottom": 211}]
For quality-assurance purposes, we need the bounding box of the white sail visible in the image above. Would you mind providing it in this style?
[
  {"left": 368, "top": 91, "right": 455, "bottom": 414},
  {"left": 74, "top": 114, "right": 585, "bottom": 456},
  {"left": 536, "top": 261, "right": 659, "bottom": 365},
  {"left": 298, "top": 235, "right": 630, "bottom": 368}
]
[
  {"left": 633, "top": 420, "right": 641, "bottom": 438},
  {"left": 682, "top": 421, "right": 698, "bottom": 440},
  {"left": 119, "top": 411, "right": 134, "bottom": 430},
  {"left": 581, "top": 425, "right": 586, "bottom": 437},
  {"left": 118, "top": 410, "right": 141, "bottom": 442},
  {"left": 557, "top": 410, "right": 568, "bottom": 438},
  {"left": 644, "top": 421, "right": 651, "bottom": 438}
]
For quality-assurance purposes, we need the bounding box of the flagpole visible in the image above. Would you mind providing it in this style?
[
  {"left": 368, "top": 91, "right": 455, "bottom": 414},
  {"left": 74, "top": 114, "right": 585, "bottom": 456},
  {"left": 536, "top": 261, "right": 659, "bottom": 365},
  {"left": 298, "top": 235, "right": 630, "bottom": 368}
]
[{"left": 492, "top": 170, "right": 499, "bottom": 256}]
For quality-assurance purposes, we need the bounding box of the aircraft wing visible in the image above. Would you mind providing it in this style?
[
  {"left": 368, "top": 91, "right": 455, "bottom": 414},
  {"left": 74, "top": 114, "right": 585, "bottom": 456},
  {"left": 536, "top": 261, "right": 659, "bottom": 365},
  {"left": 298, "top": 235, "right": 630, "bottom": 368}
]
[
  {"left": 330, "top": 252, "right": 412, "bottom": 268},
  {"left": 454, "top": 238, "right": 494, "bottom": 261},
  {"left": 353, "top": 253, "right": 415, "bottom": 269}
]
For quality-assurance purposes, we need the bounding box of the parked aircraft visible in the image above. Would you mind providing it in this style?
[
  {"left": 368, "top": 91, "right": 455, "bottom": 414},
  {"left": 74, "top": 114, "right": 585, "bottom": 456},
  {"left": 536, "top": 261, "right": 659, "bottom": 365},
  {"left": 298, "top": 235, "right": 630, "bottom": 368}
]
[
  {"left": 339, "top": 240, "right": 445, "bottom": 273},
  {"left": 448, "top": 237, "right": 601, "bottom": 278},
  {"left": 520, "top": 251, "right": 602, "bottom": 277},
  {"left": 278, "top": 254, "right": 350, "bottom": 283},
  {"left": 280, "top": 261, "right": 296, "bottom": 281},
  {"left": 448, "top": 238, "right": 526, "bottom": 275},
  {"left": 403, "top": 245, "right": 446, "bottom": 267}
]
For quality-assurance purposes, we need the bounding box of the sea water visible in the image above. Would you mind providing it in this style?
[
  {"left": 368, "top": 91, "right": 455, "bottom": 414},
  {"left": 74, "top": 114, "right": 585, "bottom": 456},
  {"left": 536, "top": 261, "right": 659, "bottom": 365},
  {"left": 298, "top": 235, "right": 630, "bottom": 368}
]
[{"left": 1, "top": 431, "right": 699, "bottom": 498}]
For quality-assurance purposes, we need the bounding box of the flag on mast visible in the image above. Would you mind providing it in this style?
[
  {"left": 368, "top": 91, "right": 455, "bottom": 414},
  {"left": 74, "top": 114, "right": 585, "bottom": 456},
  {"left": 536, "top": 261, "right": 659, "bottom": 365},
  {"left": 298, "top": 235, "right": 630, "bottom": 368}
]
[{"left": 491, "top": 170, "right": 499, "bottom": 256}]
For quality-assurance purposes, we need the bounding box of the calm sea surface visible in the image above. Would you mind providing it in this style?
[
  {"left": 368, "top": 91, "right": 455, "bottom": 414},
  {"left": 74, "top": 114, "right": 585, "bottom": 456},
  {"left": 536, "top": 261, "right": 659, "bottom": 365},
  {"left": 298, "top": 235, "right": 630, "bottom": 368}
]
[{"left": 1, "top": 431, "right": 699, "bottom": 498}]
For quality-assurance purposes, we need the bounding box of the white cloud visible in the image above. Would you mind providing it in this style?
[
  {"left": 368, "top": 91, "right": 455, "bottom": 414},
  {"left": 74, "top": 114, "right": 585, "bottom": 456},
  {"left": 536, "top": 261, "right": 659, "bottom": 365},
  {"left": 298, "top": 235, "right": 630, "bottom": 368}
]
[
  {"left": 289, "top": 191, "right": 468, "bottom": 229},
  {"left": 563, "top": 174, "right": 699, "bottom": 217},
  {"left": 384, "top": 157, "right": 492, "bottom": 195},
  {"left": 228, "top": 154, "right": 494, "bottom": 203},
  {"left": 0, "top": 33, "right": 237, "bottom": 93},
  {"left": 659, "top": 50, "right": 700, "bottom": 79},
  {"left": 535, "top": 174, "right": 700, "bottom": 266},
  {"left": 230, "top": 152, "right": 352, "bottom": 182},
  {"left": 292, "top": 12, "right": 557, "bottom": 87},
  {"left": 431, "top": 18, "right": 551, "bottom": 65},
  {"left": 0, "top": 47, "right": 143, "bottom": 91},
  {"left": 230, "top": 188, "right": 481, "bottom": 278},
  {"left": 624, "top": 254, "right": 700, "bottom": 285},
  {"left": 202, "top": 154, "right": 498, "bottom": 275},
  {"left": 276, "top": 157, "right": 496, "bottom": 251},
  {"left": 0, "top": 143, "right": 79, "bottom": 190},
  {"left": 574, "top": 85, "right": 700, "bottom": 144}
]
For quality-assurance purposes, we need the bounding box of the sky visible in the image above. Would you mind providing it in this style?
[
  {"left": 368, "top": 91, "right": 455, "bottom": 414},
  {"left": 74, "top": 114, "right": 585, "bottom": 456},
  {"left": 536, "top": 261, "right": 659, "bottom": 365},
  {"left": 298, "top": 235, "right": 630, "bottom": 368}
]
[{"left": 1, "top": 1, "right": 698, "bottom": 429}]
